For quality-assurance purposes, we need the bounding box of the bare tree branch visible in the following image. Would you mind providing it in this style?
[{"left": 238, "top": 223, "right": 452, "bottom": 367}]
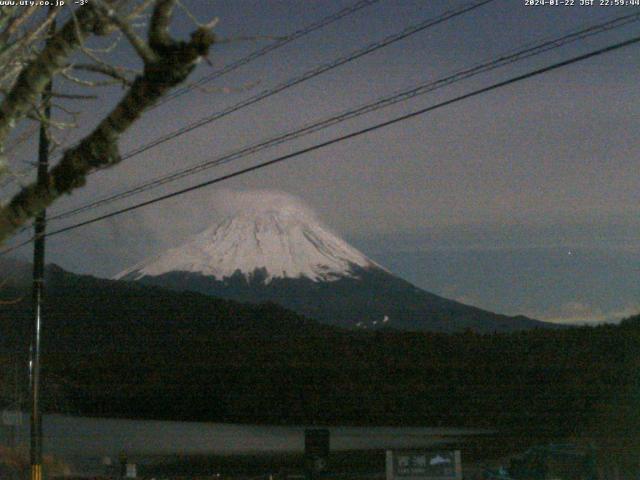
[
  {"left": 50, "top": 92, "right": 99, "bottom": 100},
  {"left": 93, "top": 0, "right": 157, "bottom": 63},
  {"left": 0, "top": 6, "right": 105, "bottom": 150},
  {"left": 0, "top": 278, "right": 23, "bottom": 305},
  {"left": 149, "top": 0, "right": 176, "bottom": 50},
  {"left": 0, "top": 7, "right": 59, "bottom": 85},
  {"left": 3, "top": 124, "right": 39, "bottom": 157},
  {"left": 124, "top": 0, "right": 156, "bottom": 22},
  {"left": 72, "top": 63, "right": 137, "bottom": 86},
  {"left": 0, "top": 6, "right": 39, "bottom": 45},
  {"left": 0, "top": 3, "right": 216, "bottom": 242}
]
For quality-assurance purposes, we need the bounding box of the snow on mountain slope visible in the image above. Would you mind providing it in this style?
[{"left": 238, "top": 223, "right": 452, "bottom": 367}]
[
  {"left": 116, "top": 192, "right": 379, "bottom": 283},
  {"left": 113, "top": 191, "right": 553, "bottom": 332}
]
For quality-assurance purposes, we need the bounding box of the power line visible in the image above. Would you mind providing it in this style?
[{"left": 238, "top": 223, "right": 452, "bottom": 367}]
[
  {"left": 38, "top": 0, "right": 494, "bottom": 220},
  {"left": 0, "top": 0, "right": 382, "bottom": 191},
  {"left": 155, "top": 0, "right": 382, "bottom": 108},
  {"left": 5, "top": 0, "right": 495, "bottom": 232},
  {"left": 7, "top": 0, "right": 496, "bottom": 228},
  {"left": 46, "top": 11, "right": 640, "bottom": 224},
  {"left": 3, "top": 33, "right": 638, "bottom": 256},
  {"left": 103, "top": 0, "right": 496, "bottom": 164},
  {"left": 4, "top": 0, "right": 493, "bottom": 193}
]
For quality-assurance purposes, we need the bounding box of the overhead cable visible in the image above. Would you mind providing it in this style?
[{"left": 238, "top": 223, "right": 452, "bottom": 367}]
[
  {"left": 0, "top": 0, "right": 382, "bottom": 191},
  {"left": 3, "top": 33, "right": 638, "bottom": 255},
  {"left": 47, "top": 11, "right": 640, "bottom": 224},
  {"left": 155, "top": 0, "right": 383, "bottom": 107},
  {"left": 108, "top": 0, "right": 496, "bottom": 164}
]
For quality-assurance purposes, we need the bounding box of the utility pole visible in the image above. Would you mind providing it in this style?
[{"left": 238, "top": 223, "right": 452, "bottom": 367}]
[
  {"left": 30, "top": 86, "right": 50, "bottom": 480},
  {"left": 30, "top": 10, "right": 55, "bottom": 480}
]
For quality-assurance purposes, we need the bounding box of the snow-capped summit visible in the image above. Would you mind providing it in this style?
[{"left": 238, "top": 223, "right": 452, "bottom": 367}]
[
  {"left": 115, "top": 190, "right": 551, "bottom": 333},
  {"left": 116, "top": 191, "right": 378, "bottom": 283}
]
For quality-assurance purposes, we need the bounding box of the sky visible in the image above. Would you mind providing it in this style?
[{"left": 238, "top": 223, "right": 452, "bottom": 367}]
[{"left": 2, "top": 0, "right": 639, "bottom": 323}]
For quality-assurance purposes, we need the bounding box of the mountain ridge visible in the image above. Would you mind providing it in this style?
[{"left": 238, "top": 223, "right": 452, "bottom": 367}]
[
  {"left": 116, "top": 201, "right": 380, "bottom": 284},
  {"left": 115, "top": 193, "right": 555, "bottom": 333},
  {"left": 0, "top": 260, "right": 626, "bottom": 435},
  {"left": 132, "top": 265, "right": 550, "bottom": 332}
]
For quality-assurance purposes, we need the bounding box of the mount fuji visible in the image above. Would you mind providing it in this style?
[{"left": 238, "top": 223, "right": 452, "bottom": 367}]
[
  {"left": 116, "top": 192, "right": 551, "bottom": 332},
  {"left": 118, "top": 200, "right": 378, "bottom": 284}
]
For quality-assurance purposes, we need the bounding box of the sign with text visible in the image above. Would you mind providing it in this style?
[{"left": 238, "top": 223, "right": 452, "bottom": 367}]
[
  {"left": 126, "top": 463, "right": 137, "bottom": 478},
  {"left": 2, "top": 410, "right": 22, "bottom": 426},
  {"left": 305, "top": 429, "right": 330, "bottom": 474},
  {"left": 386, "top": 450, "right": 462, "bottom": 480}
]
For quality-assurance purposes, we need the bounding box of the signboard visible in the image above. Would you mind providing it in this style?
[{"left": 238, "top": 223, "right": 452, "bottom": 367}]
[
  {"left": 2, "top": 410, "right": 23, "bottom": 426},
  {"left": 125, "top": 463, "right": 137, "bottom": 478},
  {"left": 305, "top": 429, "right": 330, "bottom": 457},
  {"left": 386, "top": 450, "right": 462, "bottom": 480},
  {"left": 305, "top": 429, "right": 330, "bottom": 475}
]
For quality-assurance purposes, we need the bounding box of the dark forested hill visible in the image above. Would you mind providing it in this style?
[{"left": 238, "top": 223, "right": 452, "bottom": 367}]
[
  {"left": 0, "top": 262, "right": 638, "bottom": 449},
  {"left": 131, "top": 266, "right": 552, "bottom": 333}
]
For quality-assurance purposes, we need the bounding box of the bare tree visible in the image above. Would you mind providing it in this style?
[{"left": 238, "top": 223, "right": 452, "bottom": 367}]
[{"left": 0, "top": 0, "right": 217, "bottom": 244}]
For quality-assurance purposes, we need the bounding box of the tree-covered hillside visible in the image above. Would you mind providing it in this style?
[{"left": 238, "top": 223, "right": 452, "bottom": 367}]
[{"left": 0, "top": 265, "right": 638, "bottom": 459}]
